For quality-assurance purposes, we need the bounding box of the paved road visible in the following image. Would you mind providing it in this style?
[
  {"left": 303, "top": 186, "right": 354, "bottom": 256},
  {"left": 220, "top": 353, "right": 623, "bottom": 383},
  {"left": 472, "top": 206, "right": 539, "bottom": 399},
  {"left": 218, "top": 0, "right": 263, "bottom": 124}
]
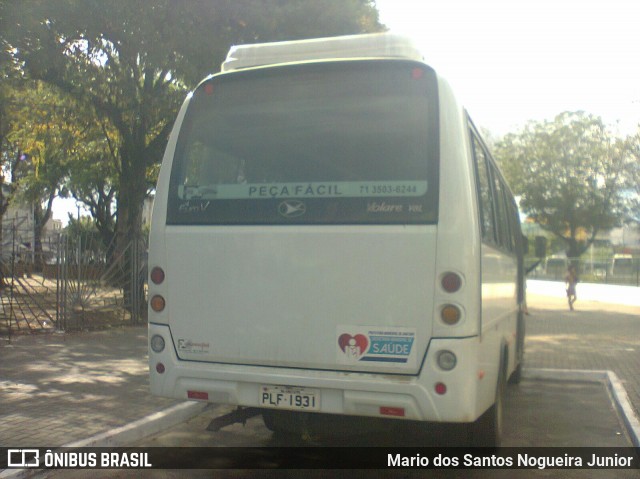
[{"left": 525, "top": 292, "right": 640, "bottom": 417}]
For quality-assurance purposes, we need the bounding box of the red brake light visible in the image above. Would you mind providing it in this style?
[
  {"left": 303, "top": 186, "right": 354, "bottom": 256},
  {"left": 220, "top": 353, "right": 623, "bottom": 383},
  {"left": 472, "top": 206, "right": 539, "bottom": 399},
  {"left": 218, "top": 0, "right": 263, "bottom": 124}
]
[
  {"left": 435, "top": 383, "right": 447, "bottom": 395},
  {"left": 188, "top": 391, "right": 209, "bottom": 400},
  {"left": 441, "top": 272, "right": 462, "bottom": 293},
  {"left": 380, "top": 407, "right": 405, "bottom": 417},
  {"left": 150, "top": 267, "right": 165, "bottom": 285},
  {"left": 411, "top": 67, "right": 424, "bottom": 79}
]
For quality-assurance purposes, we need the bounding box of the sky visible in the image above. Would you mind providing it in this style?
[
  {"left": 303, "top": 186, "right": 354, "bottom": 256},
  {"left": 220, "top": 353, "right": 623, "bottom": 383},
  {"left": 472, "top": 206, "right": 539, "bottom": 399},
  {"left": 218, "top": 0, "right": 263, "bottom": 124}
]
[{"left": 375, "top": 0, "right": 640, "bottom": 136}]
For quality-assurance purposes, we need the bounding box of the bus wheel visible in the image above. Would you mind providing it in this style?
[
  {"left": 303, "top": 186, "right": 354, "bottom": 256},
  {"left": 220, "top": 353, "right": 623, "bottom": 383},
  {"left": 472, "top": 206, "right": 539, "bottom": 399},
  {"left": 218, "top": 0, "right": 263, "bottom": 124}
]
[
  {"left": 469, "top": 365, "right": 505, "bottom": 447},
  {"left": 509, "top": 359, "right": 523, "bottom": 385},
  {"left": 262, "top": 410, "right": 313, "bottom": 437},
  {"left": 262, "top": 410, "right": 293, "bottom": 434}
]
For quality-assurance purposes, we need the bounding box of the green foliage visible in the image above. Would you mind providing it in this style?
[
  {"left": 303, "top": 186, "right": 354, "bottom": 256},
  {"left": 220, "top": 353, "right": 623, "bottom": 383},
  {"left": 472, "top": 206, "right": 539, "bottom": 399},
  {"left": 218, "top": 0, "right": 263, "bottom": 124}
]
[
  {"left": 65, "top": 115, "right": 119, "bottom": 250},
  {"left": 0, "top": 0, "right": 383, "bottom": 249},
  {"left": 63, "top": 214, "right": 106, "bottom": 259},
  {"left": 1, "top": 82, "right": 74, "bottom": 237},
  {"left": 494, "top": 112, "right": 630, "bottom": 258},
  {"left": 0, "top": 79, "right": 86, "bottom": 267},
  {"left": 65, "top": 214, "right": 98, "bottom": 236},
  {"left": 625, "top": 129, "right": 640, "bottom": 223}
]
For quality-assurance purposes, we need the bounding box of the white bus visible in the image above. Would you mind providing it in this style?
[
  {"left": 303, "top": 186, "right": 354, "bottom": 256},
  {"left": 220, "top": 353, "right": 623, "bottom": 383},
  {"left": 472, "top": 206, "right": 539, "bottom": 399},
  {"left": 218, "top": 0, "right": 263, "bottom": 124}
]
[{"left": 148, "top": 33, "right": 526, "bottom": 446}]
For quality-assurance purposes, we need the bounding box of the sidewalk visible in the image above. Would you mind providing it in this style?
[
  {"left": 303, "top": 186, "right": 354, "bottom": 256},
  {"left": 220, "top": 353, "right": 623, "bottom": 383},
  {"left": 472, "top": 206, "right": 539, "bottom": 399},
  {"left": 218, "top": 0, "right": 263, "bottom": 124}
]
[{"left": 0, "top": 327, "right": 184, "bottom": 447}]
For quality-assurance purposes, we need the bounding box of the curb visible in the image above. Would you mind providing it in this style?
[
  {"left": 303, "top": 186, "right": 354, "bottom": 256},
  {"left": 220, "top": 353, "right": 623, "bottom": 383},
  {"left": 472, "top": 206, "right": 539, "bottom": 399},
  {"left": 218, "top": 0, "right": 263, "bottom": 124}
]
[
  {"left": 62, "top": 401, "right": 210, "bottom": 449},
  {"left": 523, "top": 368, "right": 640, "bottom": 448}
]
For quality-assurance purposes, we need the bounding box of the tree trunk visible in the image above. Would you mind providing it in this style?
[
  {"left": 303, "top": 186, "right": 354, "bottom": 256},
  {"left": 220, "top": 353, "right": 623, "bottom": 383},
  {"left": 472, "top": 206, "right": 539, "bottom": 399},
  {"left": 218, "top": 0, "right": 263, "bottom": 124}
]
[
  {"left": 115, "top": 145, "right": 147, "bottom": 320},
  {"left": 565, "top": 237, "right": 580, "bottom": 260}
]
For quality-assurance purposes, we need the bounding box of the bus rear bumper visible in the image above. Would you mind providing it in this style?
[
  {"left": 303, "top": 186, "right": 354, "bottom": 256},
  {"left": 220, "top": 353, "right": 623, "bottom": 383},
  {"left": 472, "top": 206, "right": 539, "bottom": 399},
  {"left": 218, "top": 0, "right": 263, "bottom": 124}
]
[{"left": 149, "top": 323, "right": 486, "bottom": 423}]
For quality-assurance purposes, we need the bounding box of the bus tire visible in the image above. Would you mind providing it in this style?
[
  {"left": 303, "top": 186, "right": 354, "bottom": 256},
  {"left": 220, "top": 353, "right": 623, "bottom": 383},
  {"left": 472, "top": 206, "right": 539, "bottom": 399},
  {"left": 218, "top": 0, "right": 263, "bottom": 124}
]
[
  {"left": 262, "top": 410, "right": 311, "bottom": 436},
  {"left": 469, "top": 361, "right": 505, "bottom": 447},
  {"left": 262, "top": 410, "right": 292, "bottom": 434},
  {"left": 509, "top": 360, "right": 523, "bottom": 385}
]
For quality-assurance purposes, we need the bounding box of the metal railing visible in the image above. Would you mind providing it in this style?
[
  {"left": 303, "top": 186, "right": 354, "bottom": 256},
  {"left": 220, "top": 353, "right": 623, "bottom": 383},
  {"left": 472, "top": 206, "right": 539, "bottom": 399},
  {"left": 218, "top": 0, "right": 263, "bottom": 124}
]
[
  {"left": 1, "top": 227, "right": 147, "bottom": 336},
  {"left": 526, "top": 254, "right": 640, "bottom": 287}
]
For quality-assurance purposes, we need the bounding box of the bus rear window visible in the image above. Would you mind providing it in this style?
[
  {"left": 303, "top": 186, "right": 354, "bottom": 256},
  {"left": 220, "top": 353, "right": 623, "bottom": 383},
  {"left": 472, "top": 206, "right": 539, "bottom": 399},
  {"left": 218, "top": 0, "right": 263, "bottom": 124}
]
[{"left": 167, "top": 60, "right": 439, "bottom": 225}]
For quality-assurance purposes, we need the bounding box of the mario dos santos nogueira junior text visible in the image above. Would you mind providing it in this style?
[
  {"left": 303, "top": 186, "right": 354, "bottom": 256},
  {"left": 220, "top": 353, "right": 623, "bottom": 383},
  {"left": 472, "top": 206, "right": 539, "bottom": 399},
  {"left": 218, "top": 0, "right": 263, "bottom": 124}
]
[{"left": 387, "top": 452, "right": 637, "bottom": 469}]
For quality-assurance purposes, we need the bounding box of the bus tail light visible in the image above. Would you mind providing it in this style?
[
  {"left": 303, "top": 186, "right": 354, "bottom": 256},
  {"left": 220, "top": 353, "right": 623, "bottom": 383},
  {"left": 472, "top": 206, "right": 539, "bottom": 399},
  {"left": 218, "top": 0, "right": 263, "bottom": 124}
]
[
  {"left": 156, "top": 363, "right": 165, "bottom": 374},
  {"left": 188, "top": 391, "right": 209, "bottom": 400},
  {"left": 150, "top": 335, "right": 165, "bottom": 353},
  {"left": 150, "top": 267, "right": 165, "bottom": 285},
  {"left": 441, "top": 272, "right": 462, "bottom": 293},
  {"left": 441, "top": 305, "right": 461, "bottom": 325},
  {"left": 435, "top": 383, "right": 447, "bottom": 395},
  {"left": 380, "top": 406, "right": 405, "bottom": 417},
  {"left": 150, "top": 295, "right": 166, "bottom": 312},
  {"left": 437, "top": 350, "right": 457, "bottom": 371}
]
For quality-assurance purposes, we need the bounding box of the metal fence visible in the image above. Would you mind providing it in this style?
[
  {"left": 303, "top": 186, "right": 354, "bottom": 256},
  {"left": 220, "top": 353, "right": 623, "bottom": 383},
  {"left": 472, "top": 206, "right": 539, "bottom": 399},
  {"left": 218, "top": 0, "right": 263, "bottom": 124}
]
[
  {"left": 1, "top": 226, "right": 147, "bottom": 337},
  {"left": 526, "top": 254, "right": 640, "bottom": 287}
]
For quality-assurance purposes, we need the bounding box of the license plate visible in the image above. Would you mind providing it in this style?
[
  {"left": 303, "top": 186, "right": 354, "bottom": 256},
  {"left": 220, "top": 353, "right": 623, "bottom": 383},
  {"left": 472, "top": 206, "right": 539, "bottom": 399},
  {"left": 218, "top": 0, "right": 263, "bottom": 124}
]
[{"left": 260, "top": 385, "right": 319, "bottom": 411}]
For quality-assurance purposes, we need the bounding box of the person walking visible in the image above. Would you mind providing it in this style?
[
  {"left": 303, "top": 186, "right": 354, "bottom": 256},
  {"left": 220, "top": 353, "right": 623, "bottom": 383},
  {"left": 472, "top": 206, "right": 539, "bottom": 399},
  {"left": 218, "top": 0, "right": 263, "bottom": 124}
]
[{"left": 565, "top": 265, "right": 578, "bottom": 311}]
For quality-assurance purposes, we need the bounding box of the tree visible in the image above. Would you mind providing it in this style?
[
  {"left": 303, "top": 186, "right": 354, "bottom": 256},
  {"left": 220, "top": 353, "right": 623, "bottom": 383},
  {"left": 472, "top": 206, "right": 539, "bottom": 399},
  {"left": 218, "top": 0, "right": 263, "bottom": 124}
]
[
  {"left": 494, "top": 112, "right": 629, "bottom": 259},
  {"left": 1, "top": 0, "right": 383, "bottom": 251},
  {"left": 0, "top": 75, "right": 23, "bottom": 258},
  {"left": 9, "top": 81, "right": 82, "bottom": 269},
  {"left": 625, "top": 128, "right": 640, "bottom": 224},
  {"left": 66, "top": 117, "right": 119, "bottom": 254}
]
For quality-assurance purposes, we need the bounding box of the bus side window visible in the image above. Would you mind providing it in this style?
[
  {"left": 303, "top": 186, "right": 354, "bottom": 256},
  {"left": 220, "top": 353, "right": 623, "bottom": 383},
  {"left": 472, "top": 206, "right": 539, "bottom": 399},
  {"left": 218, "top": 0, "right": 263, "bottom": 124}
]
[
  {"left": 506, "top": 195, "right": 519, "bottom": 253},
  {"left": 472, "top": 134, "right": 496, "bottom": 244},
  {"left": 490, "top": 172, "right": 510, "bottom": 252}
]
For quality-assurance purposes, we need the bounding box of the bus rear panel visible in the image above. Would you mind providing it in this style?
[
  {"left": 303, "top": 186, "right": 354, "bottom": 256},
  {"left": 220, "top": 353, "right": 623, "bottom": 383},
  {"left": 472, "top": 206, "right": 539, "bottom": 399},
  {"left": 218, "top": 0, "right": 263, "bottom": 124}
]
[{"left": 148, "top": 34, "right": 521, "bottom": 440}]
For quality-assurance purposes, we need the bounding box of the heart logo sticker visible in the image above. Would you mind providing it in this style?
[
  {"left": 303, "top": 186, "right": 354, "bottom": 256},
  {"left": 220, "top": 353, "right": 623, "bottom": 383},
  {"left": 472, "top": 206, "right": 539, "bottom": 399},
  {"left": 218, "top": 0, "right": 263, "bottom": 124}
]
[{"left": 338, "top": 333, "right": 369, "bottom": 359}]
